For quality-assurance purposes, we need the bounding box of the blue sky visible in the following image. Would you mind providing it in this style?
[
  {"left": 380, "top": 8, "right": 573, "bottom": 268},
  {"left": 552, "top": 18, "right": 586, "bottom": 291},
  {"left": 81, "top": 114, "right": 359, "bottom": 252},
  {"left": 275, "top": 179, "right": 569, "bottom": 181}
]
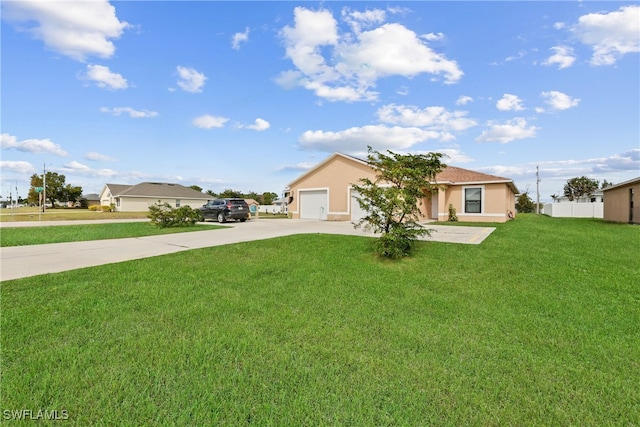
[{"left": 2, "top": 1, "right": 639, "bottom": 203}]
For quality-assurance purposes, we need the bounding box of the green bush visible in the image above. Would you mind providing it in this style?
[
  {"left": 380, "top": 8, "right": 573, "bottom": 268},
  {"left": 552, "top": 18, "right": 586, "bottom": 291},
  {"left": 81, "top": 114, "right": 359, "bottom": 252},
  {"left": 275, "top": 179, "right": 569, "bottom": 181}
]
[
  {"left": 148, "top": 202, "right": 202, "bottom": 228},
  {"left": 373, "top": 223, "right": 416, "bottom": 259},
  {"left": 448, "top": 204, "right": 458, "bottom": 221}
]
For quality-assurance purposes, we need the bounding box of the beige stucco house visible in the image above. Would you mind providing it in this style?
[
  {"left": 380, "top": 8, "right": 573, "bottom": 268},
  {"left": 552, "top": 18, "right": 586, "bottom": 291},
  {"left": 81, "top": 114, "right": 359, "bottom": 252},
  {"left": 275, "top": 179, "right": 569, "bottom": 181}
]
[
  {"left": 99, "top": 182, "right": 211, "bottom": 212},
  {"left": 602, "top": 177, "right": 639, "bottom": 224},
  {"left": 286, "top": 152, "right": 518, "bottom": 223}
]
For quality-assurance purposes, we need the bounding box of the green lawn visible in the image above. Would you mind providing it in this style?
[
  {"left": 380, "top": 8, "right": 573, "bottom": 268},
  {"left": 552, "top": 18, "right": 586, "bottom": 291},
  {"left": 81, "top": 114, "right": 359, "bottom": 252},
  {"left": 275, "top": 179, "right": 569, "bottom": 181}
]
[
  {"left": 2, "top": 215, "right": 638, "bottom": 425},
  {"left": 0, "top": 222, "right": 222, "bottom": 247}
]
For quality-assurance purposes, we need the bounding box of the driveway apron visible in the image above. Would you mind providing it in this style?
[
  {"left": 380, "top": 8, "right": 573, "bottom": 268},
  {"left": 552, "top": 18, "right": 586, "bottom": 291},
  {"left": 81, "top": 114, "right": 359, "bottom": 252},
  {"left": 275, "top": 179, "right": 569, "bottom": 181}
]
[{"left": 0, "top": 219, "right": 495, "bottom": 281}]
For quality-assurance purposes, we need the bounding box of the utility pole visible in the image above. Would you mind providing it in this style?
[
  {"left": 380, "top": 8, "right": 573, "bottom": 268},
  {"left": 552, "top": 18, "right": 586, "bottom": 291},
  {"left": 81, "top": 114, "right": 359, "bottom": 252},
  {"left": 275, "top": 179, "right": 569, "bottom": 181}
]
[
  {"left": 536, "top": 165, "right": 540, "bottom": 214},
  {"left": 43, "top": 164, "right": 46, "bottom": 213}
]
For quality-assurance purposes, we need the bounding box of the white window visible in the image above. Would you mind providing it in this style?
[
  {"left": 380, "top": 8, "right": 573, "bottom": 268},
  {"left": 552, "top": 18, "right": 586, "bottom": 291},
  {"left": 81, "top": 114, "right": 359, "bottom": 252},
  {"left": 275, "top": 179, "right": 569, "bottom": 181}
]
[
  {"left": 176, "top": 199, "right": 181, "bottom": 207},
  {"left": 463, "top": 186, "right": 483, "bottom": 214}
]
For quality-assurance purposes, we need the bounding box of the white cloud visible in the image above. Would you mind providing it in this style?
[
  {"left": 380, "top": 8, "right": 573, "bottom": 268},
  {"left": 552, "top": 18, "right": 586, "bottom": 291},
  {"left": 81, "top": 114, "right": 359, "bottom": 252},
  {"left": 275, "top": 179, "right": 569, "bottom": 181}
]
[
  {"left": 377, "top": 104, "right": 477, "bottom": 132},
  {"left": 341, "top": 7, "right": 386, "bottom": 33},
  {"left": 1, "top": 133, "right": 68, "bottom": 156},
  {"left": 176, "top": 66, "right": 207, "bottom": 93},
  {"left": 539, "top": 149, "right": 640, "bottom": 175},
  {"left": 573, "top": 5, "right": 640, "bottom": 66},
  {"left": 476, "top": 118, "right": 538, "bottom": 143},
  {"left": 232, "top": 27, "right": 250, "bottom": 50},
  {"left": 0, "top": 160, "right": 36, "bottom": 174},
  {"left": 83, "top": 64, "right": 127, "bottom": 90},
  {"left": 278, "top": 7, "right": 463, "bottom": 102},
  {"left": 85, "top": 152, "right": 116, "bottom": 162},
  {"left": 277, "top": 162, "right": 317, "bottom": 172},
  {"left": 496, "top": 94, "right": 525, "bottom": 111},
  {"left": 193, "top": 115, "right": 228, "bottom": 129},
  {"left": 433, "top": 149, "right": 473, "bottom": 164},
  {"left": 100, "top": 107, "right": 158, "bottom": 118},
  {"left": 2, "top": 0, "right": 129, "bottom": 61},
  {"left": 456, "top": 95, "right": 473, "bottom": 106},
  {"left": 542, "top": 46, "right": 576, "bottom": 69},
  {"left": 60, "top": 160, "right": 118, "bottom": 178},
  {"left": 246, "top": 118, "right": 271, "bottom": 131},
  {"left": 298, "top": 124, "right": 440, "bottom": 153},
  {"left": 541, "top": 91, "right": 580, "bottom": 111}
]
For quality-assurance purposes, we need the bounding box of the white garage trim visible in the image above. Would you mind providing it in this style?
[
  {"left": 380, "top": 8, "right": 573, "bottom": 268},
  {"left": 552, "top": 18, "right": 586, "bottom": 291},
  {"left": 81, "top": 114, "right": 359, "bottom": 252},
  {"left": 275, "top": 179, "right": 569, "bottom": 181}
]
[
  {"left": 299, "top": 189, "right": 328, "bottom": 220},
  {"left": 350, "top": 188, "right": 368, "bottom": 221}
]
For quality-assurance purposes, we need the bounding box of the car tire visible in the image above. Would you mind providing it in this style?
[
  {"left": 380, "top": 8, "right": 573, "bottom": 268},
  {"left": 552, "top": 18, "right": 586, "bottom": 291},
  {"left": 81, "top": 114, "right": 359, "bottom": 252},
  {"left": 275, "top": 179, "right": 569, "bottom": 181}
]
[
  {"left": 217, "top": 212, "right": 226, "bottom": 223},
  {"left": 240, "top": 217, "right": 247, "bottom": 222}
]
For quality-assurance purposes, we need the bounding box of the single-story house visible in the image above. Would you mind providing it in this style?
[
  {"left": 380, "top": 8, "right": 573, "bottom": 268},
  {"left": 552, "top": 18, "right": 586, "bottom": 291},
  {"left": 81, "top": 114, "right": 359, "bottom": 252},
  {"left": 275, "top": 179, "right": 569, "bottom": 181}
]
[
  {"left": 285, "top": 152, "right": 518, "bottom": 223},
  {"left": 81, "top": 193, "right": 101, "bottom": 208},
  {"left": 602, "top": 177, "right": 639, "bottom": 224},
  {"left": 99, "top": 182, "right": 211, "bottom": 212}
]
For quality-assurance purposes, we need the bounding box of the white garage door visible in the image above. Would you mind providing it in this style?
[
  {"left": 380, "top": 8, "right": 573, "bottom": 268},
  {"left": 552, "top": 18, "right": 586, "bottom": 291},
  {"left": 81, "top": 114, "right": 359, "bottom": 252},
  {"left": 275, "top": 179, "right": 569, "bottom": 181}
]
[
  {"left": 351, "top": 191, "right": 368, "bottom": 221},
  {"left": 300, "top": 190, "right": 328, "bottom": 220}
]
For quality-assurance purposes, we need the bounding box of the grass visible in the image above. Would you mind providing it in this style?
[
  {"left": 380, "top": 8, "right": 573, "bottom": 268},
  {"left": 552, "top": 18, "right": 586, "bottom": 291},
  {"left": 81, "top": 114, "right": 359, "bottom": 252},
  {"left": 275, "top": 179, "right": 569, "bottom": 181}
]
[
  {"left": 0, "top": 207, "right": 151, "bottom": 222},
  {"left": 0, "top": 222, "right": 223, "bottom": 247},
  {"left": 1, "top": 214, "right": 638, "bottom": 425}
]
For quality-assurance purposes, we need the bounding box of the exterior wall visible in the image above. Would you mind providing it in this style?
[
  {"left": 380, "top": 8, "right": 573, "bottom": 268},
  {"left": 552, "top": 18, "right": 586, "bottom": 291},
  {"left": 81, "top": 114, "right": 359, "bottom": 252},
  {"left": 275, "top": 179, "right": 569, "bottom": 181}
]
[
  {"left": 436, "top": 183, "right": 514, "bottom": 223},
  {"left": 604, "top": 180, "right": 639, "bottom": 224},
  {"left": 542, "top": 202, "right": 603, "bottom": 218},
  {"left": 289, "top": 156, "right": 377, "bottom": 220},
  {"left": 289, "top": 155, "right": 517, "bottom": 223},
  {"left": 117, "top": 197, "right": 209, "bottom": 212}
]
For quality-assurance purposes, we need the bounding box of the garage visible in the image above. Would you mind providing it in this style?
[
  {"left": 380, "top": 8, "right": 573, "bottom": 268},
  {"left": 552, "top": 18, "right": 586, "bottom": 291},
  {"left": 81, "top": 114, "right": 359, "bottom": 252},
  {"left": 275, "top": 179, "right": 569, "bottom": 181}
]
[
  {"left": 300, "top": 190, "right": 328, "bottom": 220},
  {"left": 351, "top": 190, "right": 368, "bottom": 221}
]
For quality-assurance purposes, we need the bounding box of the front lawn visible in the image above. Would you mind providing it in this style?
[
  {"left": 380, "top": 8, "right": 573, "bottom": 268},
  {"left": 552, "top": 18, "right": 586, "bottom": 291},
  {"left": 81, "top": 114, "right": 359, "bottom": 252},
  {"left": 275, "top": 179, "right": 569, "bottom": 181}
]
[
  {"left": 2, "top": 215, "right": 638, "bottom": 425},
  {"left": 0, "top": 222, "right": 222, "bottom": 247}
]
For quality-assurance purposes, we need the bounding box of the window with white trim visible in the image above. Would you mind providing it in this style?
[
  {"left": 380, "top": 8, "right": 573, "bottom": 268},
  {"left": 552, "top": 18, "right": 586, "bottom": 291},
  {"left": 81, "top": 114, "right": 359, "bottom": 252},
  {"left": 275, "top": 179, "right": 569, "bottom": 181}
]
[
  {"left": 176, "top": 199, "right": 181, "bottom": 207},
  {"left": 464, "top": 187, "right": 483, "bottom": 213}
]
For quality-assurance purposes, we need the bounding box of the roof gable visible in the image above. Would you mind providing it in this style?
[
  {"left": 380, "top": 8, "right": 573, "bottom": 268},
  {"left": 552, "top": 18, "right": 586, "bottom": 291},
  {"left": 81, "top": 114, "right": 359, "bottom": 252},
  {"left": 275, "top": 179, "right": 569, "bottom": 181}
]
[
  {"left": 288, "top": 152, "right": 519, "bottom": 193},
  {"left": 105, "top": 182, "right": 210, "bottom": 199},
  {"left": 287, "top": 152, "right": 368, "bottom": 187}
]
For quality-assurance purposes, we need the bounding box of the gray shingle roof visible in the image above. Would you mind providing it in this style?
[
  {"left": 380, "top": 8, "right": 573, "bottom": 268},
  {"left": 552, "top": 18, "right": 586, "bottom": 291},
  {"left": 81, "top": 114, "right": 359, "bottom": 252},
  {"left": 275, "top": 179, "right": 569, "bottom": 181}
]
[{"left": 105, "top": 182, "right": 210, "bottom": 199}]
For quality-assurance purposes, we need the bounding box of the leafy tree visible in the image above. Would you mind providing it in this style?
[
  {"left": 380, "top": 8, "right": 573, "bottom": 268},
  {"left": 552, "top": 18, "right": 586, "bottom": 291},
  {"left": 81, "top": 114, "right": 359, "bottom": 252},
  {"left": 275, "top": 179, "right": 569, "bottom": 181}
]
[
  {"left": 245, "top": 191, "right": 261, "bottom": 202},
  {"left": 601, "top": 180, "right": 613, "bottom": 189},
  {"left": 28, "top": 172, "right": 79, "bottom": 207},
  {"left": 516, "top": 192, "right": 535, "bottom": 213},
  {"left": 262, "top": 192, "right": 279, "bottom": 205},
  {"left": 63, "top": 184, "right": 83, "bottom": 203},
  {"left": 563, "top": 176, "right": 599, "bottom": 201},
  {"left": 352, "top": 147, "right": 445, "bottom": 259},
  {"left": 189, "top": 185, "right": 203, "bottom": 192},
  {"left": 218, "top": 188, "right": 243, "bottom": 198}
]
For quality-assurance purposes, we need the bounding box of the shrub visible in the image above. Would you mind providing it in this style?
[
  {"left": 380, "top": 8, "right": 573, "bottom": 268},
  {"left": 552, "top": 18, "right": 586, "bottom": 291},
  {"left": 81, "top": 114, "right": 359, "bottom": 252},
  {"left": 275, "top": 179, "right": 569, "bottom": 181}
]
[
  {"left": 448, "top": 204, "right": 458, "bottom": 222},
  {"left": 148, "top": 202, "right": 203, "bottom": 228}
]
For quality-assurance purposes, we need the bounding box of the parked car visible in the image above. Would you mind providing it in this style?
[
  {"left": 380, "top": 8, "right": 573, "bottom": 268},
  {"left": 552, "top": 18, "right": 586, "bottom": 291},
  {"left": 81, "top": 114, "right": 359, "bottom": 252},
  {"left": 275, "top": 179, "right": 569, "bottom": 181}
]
[{"left": 199, "top": 198, "right": 249, "bottom": 223}]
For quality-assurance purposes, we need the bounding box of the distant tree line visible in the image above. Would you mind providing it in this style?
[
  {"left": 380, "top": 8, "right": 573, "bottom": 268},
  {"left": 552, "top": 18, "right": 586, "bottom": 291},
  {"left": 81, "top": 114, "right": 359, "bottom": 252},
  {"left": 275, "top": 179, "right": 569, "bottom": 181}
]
[{"left": 188, "top": 186, "right": 280, "bottom": 205}]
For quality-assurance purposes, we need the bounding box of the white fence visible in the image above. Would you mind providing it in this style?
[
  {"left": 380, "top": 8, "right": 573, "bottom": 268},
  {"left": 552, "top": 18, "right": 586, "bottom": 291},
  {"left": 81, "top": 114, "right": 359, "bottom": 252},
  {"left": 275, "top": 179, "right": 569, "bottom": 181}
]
[
  {"left": 256, "top": 204, "right": 287, "bottom": 215},
  {"left": 543, "top": 202, "right": 603, "bottom": 218}
]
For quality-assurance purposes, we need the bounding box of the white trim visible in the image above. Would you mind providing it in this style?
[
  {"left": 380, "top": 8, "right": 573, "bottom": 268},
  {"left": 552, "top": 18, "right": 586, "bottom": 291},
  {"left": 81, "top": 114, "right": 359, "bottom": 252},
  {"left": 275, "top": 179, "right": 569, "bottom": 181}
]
[{"left": 462, "top": 185, "right": 485, "bottom": 214}]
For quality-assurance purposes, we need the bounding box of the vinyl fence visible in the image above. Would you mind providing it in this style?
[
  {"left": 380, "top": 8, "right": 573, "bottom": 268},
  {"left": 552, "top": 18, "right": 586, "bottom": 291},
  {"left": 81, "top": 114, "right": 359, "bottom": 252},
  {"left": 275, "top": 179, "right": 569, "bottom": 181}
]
[{"left": 543, "top": 202, "right": 603, "bottom": 218}]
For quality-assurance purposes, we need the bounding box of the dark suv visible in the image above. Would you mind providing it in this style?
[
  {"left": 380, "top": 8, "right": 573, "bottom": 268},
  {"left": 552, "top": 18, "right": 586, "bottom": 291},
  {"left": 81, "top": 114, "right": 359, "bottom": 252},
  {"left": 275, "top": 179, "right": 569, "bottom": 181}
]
[{"left": 200, "top": 198, "right": 249, "bottom": 223}]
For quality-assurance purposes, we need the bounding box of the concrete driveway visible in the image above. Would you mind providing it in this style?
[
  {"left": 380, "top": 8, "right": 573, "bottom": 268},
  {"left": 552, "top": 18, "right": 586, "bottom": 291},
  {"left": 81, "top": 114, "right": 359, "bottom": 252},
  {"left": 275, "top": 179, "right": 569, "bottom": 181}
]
[{"left": 0, "top": 219, "right": 494, "bottom": 281}]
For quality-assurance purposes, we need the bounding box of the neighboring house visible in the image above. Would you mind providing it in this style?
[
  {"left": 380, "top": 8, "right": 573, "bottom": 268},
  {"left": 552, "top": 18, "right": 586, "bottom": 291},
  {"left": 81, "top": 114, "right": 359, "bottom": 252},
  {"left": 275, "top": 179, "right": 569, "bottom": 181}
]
[
  {"left": 99, "top": 182, "right": 211, "bottom": 212},
  {"left": 82, "top": 193, "right": 100, "bottom": 208},
  {"left": 285, "top": 152, "right": 518, "bottom": 223},
  {"left": 602, "top": 177, "right": 640, "bottom": 224}
]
